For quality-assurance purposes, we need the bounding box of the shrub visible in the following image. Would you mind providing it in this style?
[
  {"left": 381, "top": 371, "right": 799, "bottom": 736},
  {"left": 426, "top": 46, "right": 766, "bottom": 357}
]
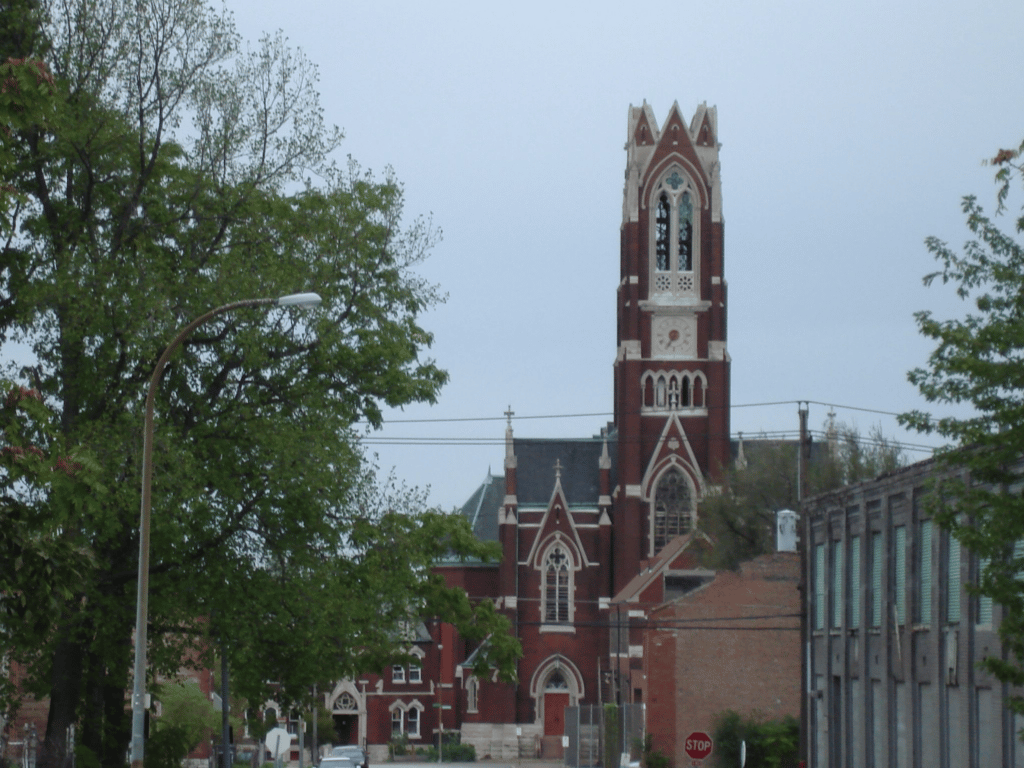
[
  {"left": 711, "top": 710, "right": 798, "bottom": 768},
  {"left": 390, "top": 732, "right": 410, "bottom": 757},
  {"left": 639, "top": 734, "right": 670, "bottom": 768},
  {"left": 424, "top": 732, "right": 476, "bottom": 762}
]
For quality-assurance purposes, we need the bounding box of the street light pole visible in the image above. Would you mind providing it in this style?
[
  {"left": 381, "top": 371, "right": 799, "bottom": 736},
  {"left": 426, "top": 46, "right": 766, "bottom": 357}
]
[{"left": 129, "top": 293, "right": 322, "bottom": 768}]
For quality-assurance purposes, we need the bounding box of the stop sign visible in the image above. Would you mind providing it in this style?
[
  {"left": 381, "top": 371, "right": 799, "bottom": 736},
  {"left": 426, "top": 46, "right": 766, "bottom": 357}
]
[{"left": 684, "top": 731, "right": 713, "bottom": 761}]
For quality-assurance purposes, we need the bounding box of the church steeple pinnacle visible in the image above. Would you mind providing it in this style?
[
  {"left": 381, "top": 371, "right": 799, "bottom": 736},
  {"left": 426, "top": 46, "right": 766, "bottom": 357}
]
[{"left": 504, "top": 406, "right": 516, "bottom": 469}]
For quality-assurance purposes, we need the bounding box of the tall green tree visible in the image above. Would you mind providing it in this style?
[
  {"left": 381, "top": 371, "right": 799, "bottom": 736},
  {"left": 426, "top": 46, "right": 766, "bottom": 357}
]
[
  {"left": 701, "top": 420, "right": 905, "bottom": 569},
  {"left": 0, "top": 1, "right": 517, "bottom": 765},
  {"left": 900, "top": 138, "right": 1024, "bottom": 715}
]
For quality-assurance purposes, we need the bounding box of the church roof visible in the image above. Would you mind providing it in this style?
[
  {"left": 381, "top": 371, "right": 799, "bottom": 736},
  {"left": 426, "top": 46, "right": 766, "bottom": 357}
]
[
  {"left": 456, "top": 430, "right": 618, "bottom": 542},
  {"left": 513, "top": 435, "right": 616, "bottom": 508},
  {"left": 457, "top": 472, "right": 505, "bottom": 543}
]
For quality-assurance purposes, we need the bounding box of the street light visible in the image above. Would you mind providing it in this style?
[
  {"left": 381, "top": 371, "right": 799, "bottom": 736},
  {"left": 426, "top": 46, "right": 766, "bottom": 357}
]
[{"left": 129, "top": 293, "right": 322, "bottom": 768}]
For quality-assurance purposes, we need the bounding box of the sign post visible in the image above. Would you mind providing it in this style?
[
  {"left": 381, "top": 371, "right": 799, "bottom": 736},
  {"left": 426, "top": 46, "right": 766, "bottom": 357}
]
[
  {"left": 265, "top": 727, "right": 294, "bottom": 768},
  {"left": 683, "top": 731, "right": 713, "bottom": 766}
]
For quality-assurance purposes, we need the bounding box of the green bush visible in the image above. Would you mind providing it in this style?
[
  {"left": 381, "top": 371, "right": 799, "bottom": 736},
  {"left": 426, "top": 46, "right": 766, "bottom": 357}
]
[
  {"left": 639, "top": 734, "right": 670, "bottom": 768},
  {"left": 424, "top": 732, "right": 476, "bottom": 762},
  {"left": 73, "top": 745, "right": 102, "bottom": 768},
  {"left": 390, "top": 732, "right": 410, "bottom": 757},
  {"left": 143, "top": 725, "right": 194, "bottom": 768},
  {"left": 711, "top": 710, "right": 798, "bottom": 768}
]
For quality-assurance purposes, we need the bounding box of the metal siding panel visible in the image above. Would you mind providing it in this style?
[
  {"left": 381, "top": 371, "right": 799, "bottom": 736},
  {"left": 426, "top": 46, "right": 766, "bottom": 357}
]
[
  {"left": 895, "top": 526, "right": 907, "bottom": 625},
  {"left": 833, "top": 540, "right": 844, "bottom": 629},
  {"left": 850, "top": 537, "right": 862, "bottom": 629},
  {"left": 920, "top": 520, "right": 933, "bottom": 625},
  {"left": 979, "top": 557, "right": 993, "bottom": 625},
  {"left": 948, "top": 538, "right": 961, "bottom": 624},
  {"left": 872, "top": 533, "right": 883, "bottom": 628},
  {"left": 816, "top": 543, "right": 826, "bottom": 631}
]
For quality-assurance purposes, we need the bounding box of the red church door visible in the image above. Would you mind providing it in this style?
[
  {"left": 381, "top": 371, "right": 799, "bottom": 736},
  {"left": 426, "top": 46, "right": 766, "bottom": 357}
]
[{"left": 544, "top": 692, "right": 569, "bottom": 736}]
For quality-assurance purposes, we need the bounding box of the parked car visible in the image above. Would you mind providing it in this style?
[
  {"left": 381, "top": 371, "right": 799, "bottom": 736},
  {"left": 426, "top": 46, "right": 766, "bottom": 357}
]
[{"left": 330, "top": 745, "right": 368, "bottom": 768}]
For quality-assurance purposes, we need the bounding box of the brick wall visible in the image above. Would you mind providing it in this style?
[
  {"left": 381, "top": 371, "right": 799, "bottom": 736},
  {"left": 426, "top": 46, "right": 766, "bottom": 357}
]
[{"left": 644, "top": 553, "right": 800, "bottom": 766}]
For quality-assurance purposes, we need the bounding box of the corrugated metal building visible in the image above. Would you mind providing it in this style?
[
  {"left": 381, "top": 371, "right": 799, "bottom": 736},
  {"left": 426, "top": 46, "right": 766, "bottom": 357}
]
[{"left": 804, "top": 458, "right": 1024, "bottom": 767}]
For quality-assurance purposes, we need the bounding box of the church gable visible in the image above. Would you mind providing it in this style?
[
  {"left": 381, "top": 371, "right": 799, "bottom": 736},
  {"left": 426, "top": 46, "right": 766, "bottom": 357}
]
[
  {"left": 632, "top": 108, "right": 656, "bottom": 147},
  {"left": 642, "top": 414, "right": 704, "bottom": 498},
  {"left": 640, "top": 102, "right": 710, "bottom": 205},
  {"left": 692, "top": 105, "right": 716, "bottom": 148},
  {"left": 525, "top": 478, "right": 592, "bottom": 570}
]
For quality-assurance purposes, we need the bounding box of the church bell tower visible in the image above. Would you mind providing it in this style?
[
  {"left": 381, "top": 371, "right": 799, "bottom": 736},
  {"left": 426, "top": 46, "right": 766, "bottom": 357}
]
[{"left": 612, "top": 102, "right": 730, "bottom": 592}]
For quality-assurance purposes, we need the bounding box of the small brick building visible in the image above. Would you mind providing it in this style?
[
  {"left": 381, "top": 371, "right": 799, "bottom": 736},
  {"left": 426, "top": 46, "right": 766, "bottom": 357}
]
[{"left": 644, "top": 553, "right": 801, "bottom": 766}]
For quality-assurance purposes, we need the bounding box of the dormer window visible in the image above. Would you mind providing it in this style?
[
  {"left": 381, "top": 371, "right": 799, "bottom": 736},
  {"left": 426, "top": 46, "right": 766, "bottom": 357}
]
[{"left": 650, "top": 170, "right": 699, "bottom": 297}]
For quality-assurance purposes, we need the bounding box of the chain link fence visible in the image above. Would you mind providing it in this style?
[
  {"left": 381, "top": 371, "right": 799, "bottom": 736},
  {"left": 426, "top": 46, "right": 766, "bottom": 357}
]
[{"left": 564, "top": 704, "right": 644, "bottom": 768}]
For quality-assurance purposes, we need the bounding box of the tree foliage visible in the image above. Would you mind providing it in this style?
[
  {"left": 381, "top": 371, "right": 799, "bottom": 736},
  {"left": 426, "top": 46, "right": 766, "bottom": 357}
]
[
  {"left": 141, "top": 679, "right": 227, "bottom": 768},
  {"left": 0, "top": 1, "right": 518, "bottom": 763},
  {"left": 700, "top": 420, "right": 905, "bottom": 569},
  {"left": 711, "top": 709, "right": 799, "bottom": 768},
  {"left": 900, "top": 137, "right": 1024, "bottom": 713}
]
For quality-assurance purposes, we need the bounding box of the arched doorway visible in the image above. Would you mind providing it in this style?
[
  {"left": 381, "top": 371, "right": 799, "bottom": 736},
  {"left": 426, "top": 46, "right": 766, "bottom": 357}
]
[
  {"left": 543, "top": 669, "right": 570, "bottom": 736},
  {"left": 327, "top": 688, "right": 362, "bottom": 746}
]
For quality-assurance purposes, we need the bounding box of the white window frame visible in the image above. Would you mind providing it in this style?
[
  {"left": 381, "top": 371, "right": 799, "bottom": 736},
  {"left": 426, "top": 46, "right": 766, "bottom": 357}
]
[{"left": 406, "top": 704, "right": 421, "bottom": 738}]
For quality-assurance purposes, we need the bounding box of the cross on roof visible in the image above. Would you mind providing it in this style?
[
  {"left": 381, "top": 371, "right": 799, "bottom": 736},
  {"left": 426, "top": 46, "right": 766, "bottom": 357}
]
[
  {"left": 504, "top": 406, "right": 514, "bottom": 427},
  {"left": 554, "top": 459, "right": 562, "bottom": 479}
]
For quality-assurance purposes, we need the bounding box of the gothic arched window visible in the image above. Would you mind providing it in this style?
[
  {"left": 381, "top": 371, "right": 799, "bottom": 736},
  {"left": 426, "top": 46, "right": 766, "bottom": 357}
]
[
  {"left": 406, "top": 706, "right": 420, "bottom": 737},
  {"left": 678, "top": 192, "right": 693, "bottom": 271},
  {"left": 650, "top": 172, "right": 699, "bottom": 296},
  {"left": 544, "top": 546, "right": 571, "bottom": 624},
  {"left": 653, "top": 468, "right": 693, "bottom": 552},
  {"left": 655, "top": 194, "right": 670, "bottom": 271}
]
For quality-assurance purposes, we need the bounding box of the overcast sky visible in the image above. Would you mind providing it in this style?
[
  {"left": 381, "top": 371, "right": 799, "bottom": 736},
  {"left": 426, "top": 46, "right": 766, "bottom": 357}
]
[{"left": 226, "top": 0, "right": 1024, "bottom": 511}]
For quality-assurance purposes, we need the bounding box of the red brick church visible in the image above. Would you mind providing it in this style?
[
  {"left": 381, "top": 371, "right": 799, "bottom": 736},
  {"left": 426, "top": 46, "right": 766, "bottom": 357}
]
[{"left": 339, "top": 101, "right": 735, "bottom": 762}]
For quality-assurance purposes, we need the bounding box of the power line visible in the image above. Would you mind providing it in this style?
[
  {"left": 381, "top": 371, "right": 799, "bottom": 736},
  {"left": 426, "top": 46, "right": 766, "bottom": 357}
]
[
  {"left": 360, "top": 429, "right": 939, "bottom": 456},
  {"left": 372, "top": 399, "right": 916, "bottom": 425}
]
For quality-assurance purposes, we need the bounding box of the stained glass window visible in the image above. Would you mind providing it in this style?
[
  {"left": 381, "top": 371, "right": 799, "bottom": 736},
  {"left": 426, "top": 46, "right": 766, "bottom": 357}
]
[
  {"left": 653, "top": 469, "right": 692, "bottom": 551},
  {"left": 678, "top": 192, "right": 693, "bottom": 271},
  {"left": 655, "top": 194, "right": 670, "bottom": 271},
  {"left": 544, "top": 547, "right": 570, "bottom": 623}
]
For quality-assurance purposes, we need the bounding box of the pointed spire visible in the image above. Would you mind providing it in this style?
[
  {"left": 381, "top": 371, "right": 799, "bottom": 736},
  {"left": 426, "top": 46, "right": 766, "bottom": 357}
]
[
  {"left": 827, "top": 409, "right": 838, "bottom": 459},
  {"left": 504, "top": 405, "right": 516, "bottom": 469},
  {"left": 736, "top": 431, "right": 747, "bottom": 470}
]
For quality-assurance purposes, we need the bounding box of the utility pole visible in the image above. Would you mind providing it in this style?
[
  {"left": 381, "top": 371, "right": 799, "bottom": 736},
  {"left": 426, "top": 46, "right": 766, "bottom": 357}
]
[
  {"left": 221, "top": 639, "right": 230, "bottom": 768},
  {"left": 798, "top": 403, "right": 810, "bottom": 768}
]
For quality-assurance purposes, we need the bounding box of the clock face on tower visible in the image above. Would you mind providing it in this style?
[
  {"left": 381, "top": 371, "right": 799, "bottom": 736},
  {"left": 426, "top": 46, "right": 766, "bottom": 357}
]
[{"left": 652, "top": 315, "right": 696, "bottom": 358}]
